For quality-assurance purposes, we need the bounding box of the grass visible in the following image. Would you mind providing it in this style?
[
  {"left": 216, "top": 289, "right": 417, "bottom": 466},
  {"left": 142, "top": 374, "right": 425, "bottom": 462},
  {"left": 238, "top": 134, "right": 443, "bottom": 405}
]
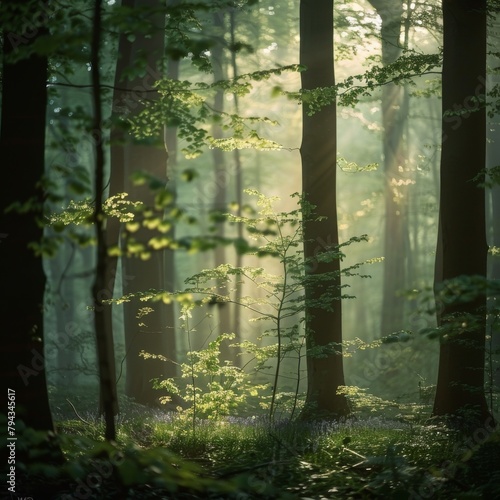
[
  {"left": 46, "top": 407, "right": 499, "bottom": 498},
  {"left": 12, "top": 388, "right": 496, "bottom": 497}
]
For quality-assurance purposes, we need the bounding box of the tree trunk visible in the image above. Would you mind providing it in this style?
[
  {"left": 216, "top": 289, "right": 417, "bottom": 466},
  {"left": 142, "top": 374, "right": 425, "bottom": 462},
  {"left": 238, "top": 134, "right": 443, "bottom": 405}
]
[
  {"left": 117, "top": 0, "right": 176, "bottom": 406},
  {"left": 230, "top": 7, "right": 244, "bottom": 362},
  {"left": 163, "top": 15, "right": 181, "bottom": 397},
  {"left": 210, "top": 10, "right": 235, "bottom": 364},
  {"left": 486, "top": 17, "right": 500, "bottom": 411},
  {"left": 0, "top": 0, "right": 57, "bottom": 437},
  {"left": 432, "top": 0, "right": 492, "bottom": 426},
  {"left": 48, "top": 247, "right": 78, "bottom": 388},
  {"left": 91, "top": 0, "right": 118, "bottom": 440},
  {"left": 299, "top": 0, "right": 350, "bottom": 420},
  {"left": 486, "top": 118, "right": 500, "bottom": 408},
  {"left": 368, "top": 0, "right": 408, "bottom": 336}
]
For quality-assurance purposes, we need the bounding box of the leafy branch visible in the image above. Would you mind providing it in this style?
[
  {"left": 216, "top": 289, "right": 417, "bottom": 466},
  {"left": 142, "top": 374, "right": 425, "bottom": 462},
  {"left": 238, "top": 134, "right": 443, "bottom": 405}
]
[{"left": 284, "top": 52, "right": 442, "bottom": 113}]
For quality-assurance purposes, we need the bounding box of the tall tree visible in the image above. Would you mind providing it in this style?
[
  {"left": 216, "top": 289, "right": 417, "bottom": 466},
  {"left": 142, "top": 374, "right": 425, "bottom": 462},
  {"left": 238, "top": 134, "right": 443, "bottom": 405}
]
[
  {"left": 367, "top": 0, "right": 409, "bottom": 336},
  {"left": 91, "top": 0, "right": 118, "bottom": 440},
  {"left": 45, "top": 88, "right": 89, "bottom": 389},
  {"left": 0, "top": 7, "right": 65, "bottom": 491},
  {"left": 432, "top": 0, "right": 491, "bottom": 425},
  {"left": 162, "top": 0, "right": 182, "bottom": 395},
  {"left": 0, "top": 0, "right": 56, "bottom": 435},
  {"left": 486, "top": 14, "right": 500, "bottom": 405},
  {"left": 486, "top": 105, "right": 500, "bottom": 402},
  {"left": 210, "top": 9, "right": 235, "bottom": 363},
  {"left": 229, "top": 6, "right": 245, "bottom": 350},
  {"left": 116, "top": 0, "right": 177, "bottom": 406},
  {"left": 300, "top": 0, "right": 350, "bottom": 419}
]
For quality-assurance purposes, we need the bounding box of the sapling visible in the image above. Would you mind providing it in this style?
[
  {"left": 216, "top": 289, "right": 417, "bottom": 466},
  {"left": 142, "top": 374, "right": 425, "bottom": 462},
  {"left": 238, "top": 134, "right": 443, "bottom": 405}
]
[
  {"left": 139, "top": 191, "right": 372, "bottom": 423},
  {"left": 146, "top": 303, "right": 266, "bottom": 432},
  {"left": 179, "top": 190, "right": 370, "bottom": 421}
]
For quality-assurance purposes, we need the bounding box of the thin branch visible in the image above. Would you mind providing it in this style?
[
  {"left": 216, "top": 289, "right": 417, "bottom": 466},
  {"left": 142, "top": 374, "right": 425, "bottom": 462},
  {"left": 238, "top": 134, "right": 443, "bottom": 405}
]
[{"left": 66, "top": 399, "right": 92, "bottom": 425}]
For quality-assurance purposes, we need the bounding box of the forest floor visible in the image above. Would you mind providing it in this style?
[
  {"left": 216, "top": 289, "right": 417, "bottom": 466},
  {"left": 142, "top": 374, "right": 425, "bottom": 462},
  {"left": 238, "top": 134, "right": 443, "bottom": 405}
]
[{"left": 13, "top": 393, "right": 500, "bottom": 499}]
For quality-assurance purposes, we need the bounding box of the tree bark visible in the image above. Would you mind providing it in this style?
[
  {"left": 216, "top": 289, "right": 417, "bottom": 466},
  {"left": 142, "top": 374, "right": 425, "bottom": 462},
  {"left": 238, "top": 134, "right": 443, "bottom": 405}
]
[
  {"left": 117, "top": 0, "right": 177, "bottom": 406},
  {"left": 299, "top": 0, "right": 350, "bottom": 420},
  {"left": 433, "top": 0, "right": 492, "bottom": 426},
  {"left": 0, "top": 0, "right": 56, "bottom": 436},
  {"left": 91, "top": 0, "right": 118, "bottom": 440}
]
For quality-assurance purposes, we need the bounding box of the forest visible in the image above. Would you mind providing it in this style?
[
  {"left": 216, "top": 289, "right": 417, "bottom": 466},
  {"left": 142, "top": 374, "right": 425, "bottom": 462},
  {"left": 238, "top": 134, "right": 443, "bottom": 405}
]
[{"left": 1, "top": 0, "right": 500, "bottom": 498}]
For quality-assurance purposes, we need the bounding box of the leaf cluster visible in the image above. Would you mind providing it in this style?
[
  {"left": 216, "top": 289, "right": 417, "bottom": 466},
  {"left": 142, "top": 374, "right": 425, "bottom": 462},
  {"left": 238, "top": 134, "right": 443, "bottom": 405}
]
[
  {"left": 127, "top": 65, "right": 300, "bottom": 158},
  {"left": 150, "top": 331, "right": 266, "bottom": 420},
  {"left": 286, "top": 52, "right": 442, "bottom": 114}
]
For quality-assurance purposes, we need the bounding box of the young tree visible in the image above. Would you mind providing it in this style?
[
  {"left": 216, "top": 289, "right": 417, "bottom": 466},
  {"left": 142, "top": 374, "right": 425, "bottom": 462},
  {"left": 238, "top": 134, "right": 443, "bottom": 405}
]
[
  {"left": 299, "top": 0, "right": 350, "bottom": 419},
  {"left": 432, "top": 0, "right": 492, "bottom": 425},
  {"left": 91, "top": 0, "right": 118, "bottom": 440}
]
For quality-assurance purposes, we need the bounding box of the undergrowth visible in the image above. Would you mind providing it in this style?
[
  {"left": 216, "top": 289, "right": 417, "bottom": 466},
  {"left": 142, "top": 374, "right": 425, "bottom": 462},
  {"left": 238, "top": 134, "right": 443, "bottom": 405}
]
[
  {"left": 36, "top": 386, "right": 498, "bottom": 498},
  {"left": 17, "top": 404, "right": 486, "bottom": 499}
]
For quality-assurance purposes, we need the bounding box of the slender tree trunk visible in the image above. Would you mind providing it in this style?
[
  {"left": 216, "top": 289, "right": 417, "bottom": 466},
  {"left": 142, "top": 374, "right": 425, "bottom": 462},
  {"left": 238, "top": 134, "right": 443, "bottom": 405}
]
[
  {"left": 486, "top": 67, "right": 500, "bottom": 409},
  {"left": 163, "top": 14, "right": 181, "bottom": 396},
  {"left": 486, "top": 125, "right": 500, "bottom": 406},
  {"left": 46, "top": 90, "right": 81, "bottom": 389},
  {"left": 432, "top": 0, "right": 492, "bottom": 426},
  {"left": 104, "top": 0, "right": 134, "bottom": 399},
  {"left": 486, "top": 20, "right": 500, "bottom": 409},
  {"left": 49, "top": 249, "right": 78, "bottom": 387},
  {"left": 109, "top": 0, "right": 136, "bottom": 400},
  {"left": 230, "top": 7, "right": 244, "bottom": 358},
  {"left": 299, "top": 0, "right": 350, "bottom": 420},
  {"left": 91, "top": 0, "right": 118, "bottom": 440},
  {"left": 210, "top": 10, "right": 235, "bottom": 364}
]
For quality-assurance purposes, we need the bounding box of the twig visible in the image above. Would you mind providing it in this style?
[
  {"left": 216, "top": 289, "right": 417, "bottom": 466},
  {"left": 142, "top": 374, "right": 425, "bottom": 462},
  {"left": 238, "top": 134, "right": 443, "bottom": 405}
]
[{"left": 66, "top": 398, "right": 91, "bottom": 425}]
